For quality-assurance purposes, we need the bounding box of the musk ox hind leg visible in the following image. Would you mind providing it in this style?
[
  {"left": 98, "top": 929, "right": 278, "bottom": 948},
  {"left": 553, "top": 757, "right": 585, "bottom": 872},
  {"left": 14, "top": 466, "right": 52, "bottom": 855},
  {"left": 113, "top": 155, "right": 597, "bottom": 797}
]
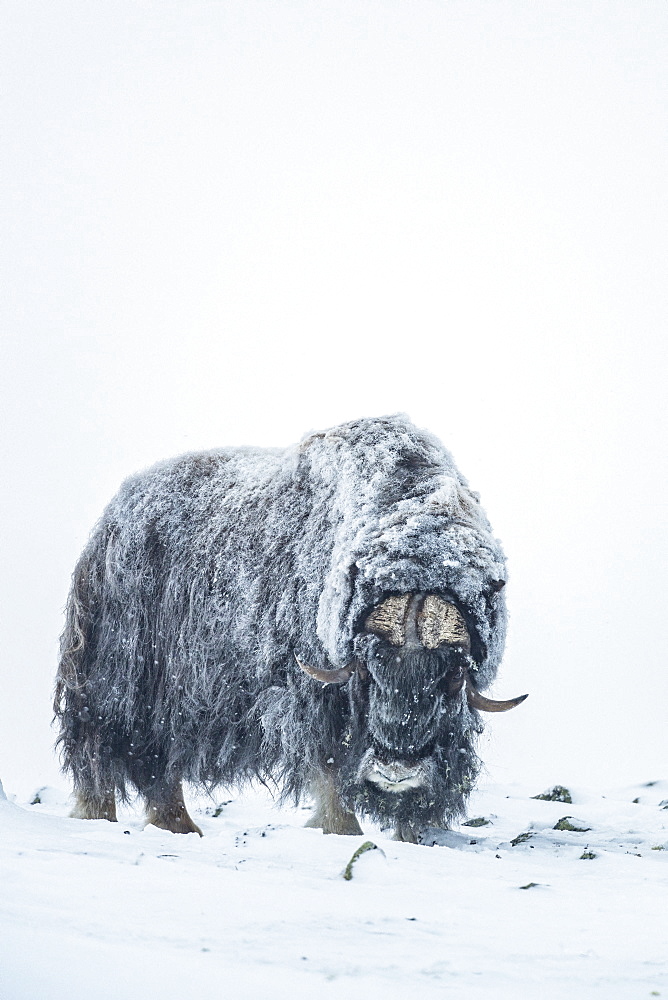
[
  {"left": 143, "top": 779, "right": 203, "bottom": 837},
  {"left": 70, "top": 787, "right": 117, "bottom": 823},
  {"left": 305, "top": 769, "right": 363, "bottom": 836}
]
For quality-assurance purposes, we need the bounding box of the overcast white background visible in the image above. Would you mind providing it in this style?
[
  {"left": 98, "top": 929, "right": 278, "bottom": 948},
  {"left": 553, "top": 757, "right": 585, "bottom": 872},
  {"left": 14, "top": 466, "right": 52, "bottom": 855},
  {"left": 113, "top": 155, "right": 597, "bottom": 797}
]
[{"left": 1, "top": 1, "right": 666, "bottom": 801}]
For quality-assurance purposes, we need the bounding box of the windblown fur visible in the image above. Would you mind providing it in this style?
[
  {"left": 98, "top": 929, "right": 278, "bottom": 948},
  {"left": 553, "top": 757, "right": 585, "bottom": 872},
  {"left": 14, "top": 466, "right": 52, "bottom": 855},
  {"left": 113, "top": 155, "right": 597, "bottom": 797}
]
[{"left": 54, "top": 415, "right": 508, "bottom": 836}]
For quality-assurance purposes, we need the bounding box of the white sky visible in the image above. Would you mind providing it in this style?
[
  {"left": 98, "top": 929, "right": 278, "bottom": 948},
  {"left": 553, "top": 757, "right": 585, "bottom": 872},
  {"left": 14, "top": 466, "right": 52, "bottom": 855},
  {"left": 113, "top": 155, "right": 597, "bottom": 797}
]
[{"left": 1, "top": 1, "right": 666, "bottom": 797}]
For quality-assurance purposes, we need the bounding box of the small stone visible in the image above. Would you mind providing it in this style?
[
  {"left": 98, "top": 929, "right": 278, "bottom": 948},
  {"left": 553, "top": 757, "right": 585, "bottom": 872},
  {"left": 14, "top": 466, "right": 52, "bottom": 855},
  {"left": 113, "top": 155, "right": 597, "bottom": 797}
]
[
  {"left": 532, "top": 785, "right": 572, "bottom": 803},
  {"left": 211, "top": 800, "right": 232, "bottom": 818},
  {"left": 554, "top": 816, "right": 591, "bottom": 832}
]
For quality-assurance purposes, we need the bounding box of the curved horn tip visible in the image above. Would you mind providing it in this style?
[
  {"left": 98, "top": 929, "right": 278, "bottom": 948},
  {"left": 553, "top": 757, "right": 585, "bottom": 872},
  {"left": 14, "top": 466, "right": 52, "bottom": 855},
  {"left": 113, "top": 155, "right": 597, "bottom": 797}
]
[
  {"left": 465, "top": 681, "right": 529, "bottom": 713},
  {"left": 294, "top": 653, "right": 355, "bottom": 686}
]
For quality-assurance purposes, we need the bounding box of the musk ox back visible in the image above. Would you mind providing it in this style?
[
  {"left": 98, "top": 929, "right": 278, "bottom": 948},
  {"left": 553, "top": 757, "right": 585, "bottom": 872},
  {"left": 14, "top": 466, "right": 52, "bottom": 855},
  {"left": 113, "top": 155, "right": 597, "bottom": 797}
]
[{"left": 54, "top": 415, "right": 526, "bottom": 842}]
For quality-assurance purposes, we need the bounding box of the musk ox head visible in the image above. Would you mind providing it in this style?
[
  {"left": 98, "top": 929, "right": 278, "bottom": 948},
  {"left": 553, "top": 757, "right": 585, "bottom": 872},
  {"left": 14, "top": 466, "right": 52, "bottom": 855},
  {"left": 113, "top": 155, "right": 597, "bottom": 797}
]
[{"left": 296, "top": 590, "right": 526, "bottom": 836}]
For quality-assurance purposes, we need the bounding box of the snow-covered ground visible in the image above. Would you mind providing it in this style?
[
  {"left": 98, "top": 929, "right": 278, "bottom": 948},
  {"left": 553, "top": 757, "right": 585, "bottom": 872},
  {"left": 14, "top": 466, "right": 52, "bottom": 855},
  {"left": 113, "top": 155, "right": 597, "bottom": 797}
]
[{"left": 2, "top": 776, "right": 666, "bottom": 999}]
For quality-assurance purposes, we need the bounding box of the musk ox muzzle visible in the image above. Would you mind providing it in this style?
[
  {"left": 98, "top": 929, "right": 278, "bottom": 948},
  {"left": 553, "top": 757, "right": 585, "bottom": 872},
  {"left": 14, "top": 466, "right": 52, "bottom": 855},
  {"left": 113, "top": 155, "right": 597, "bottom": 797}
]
[{"left": 359, "top": 753, "right": 431, "bottom": 792}]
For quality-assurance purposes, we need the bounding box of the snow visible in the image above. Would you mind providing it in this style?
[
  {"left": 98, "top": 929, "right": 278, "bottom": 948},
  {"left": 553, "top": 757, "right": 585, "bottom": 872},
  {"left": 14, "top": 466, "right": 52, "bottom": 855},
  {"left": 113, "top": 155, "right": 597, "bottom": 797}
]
[{"left": 2, "top": 778, "right": 666, "bottom": 999}]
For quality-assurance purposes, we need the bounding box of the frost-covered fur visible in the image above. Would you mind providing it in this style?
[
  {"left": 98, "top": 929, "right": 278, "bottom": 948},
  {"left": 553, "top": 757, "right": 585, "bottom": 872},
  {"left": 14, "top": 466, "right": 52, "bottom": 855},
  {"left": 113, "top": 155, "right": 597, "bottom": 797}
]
[{"left": 54, "top": 415, "right": 508, "bottom": 839}]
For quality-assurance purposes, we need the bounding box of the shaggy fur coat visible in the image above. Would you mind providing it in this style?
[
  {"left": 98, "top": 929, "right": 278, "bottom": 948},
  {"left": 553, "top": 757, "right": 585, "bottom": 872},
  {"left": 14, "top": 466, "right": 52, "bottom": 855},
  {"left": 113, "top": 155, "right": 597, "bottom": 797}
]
[{"left": 55, "top": 415, "right": 508, "bottom": 829}]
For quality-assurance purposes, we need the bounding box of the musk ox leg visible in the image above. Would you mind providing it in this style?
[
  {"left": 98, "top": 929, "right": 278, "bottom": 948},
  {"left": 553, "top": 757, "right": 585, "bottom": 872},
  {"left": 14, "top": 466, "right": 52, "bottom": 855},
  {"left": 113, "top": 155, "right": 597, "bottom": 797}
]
[
  {"left": 70, "top": 788, "right": 117, "bottom": 823},
  {"left": 393, "top": 821, "right": 421, "bottom": 844},
  {"left": 305, "top": 769, "right": 363, "bottom": 836},
  {"left": 144, "top": 780, "right": 203, "bottom": 837}
]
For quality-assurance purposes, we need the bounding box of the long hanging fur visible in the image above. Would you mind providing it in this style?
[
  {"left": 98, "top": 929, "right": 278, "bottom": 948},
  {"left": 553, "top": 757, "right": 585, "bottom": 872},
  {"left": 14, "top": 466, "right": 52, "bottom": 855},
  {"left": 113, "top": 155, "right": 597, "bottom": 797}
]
[{"left": 54, "top": 415, "right": 508, "bottom": 833}]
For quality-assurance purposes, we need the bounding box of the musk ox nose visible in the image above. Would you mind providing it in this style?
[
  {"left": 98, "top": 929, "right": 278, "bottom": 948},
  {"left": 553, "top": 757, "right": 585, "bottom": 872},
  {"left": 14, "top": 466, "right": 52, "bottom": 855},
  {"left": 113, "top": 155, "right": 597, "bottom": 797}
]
[{"left": 365, "top": 757, "right": 426, "bottom": 793}]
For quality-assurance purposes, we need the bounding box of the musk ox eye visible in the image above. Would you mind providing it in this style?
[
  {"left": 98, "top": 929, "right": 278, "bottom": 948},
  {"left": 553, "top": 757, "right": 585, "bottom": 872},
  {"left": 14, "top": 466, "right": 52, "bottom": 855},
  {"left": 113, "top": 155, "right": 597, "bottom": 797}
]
[
  {"left": 417, "top": 595, "right": 470, "bottom": 651},
  {"left": 364, "top": 594, "right": 411, "bottom": 646}
]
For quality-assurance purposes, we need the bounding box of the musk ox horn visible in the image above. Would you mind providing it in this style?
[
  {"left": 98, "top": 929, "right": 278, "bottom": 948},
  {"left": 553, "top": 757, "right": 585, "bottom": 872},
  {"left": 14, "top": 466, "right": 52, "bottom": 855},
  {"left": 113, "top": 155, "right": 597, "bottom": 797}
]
[
  {"left": 365, "top": 593, "right": 472, "bottom": 652},
  {"left": 444, "top": 661, "right": 528, "bottom": 711},
  {"left": 465, "top": 673, "right": 528, "bottom": 713},
  {"left": 418, "top": 595, "right": 470, "bottom": 651},
  {"left": 294, "top": 654, "right": 356, "bottom": 686},
  {"left": 364, "top": 594, "right": 412, "bottom": 646}
]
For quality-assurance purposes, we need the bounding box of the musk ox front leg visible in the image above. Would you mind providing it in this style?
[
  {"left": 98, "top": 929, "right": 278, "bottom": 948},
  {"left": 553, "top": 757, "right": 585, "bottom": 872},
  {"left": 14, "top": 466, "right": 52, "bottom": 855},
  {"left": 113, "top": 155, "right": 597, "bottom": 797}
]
[
  {"left": 305, "top": 768, "right": 363, "bottom": 836},
  {"left": 393, "top": 821, "right": 423, "bottom": 844},
  {"left": 144, "top": 779, "right": 202, "bottom": 837}
]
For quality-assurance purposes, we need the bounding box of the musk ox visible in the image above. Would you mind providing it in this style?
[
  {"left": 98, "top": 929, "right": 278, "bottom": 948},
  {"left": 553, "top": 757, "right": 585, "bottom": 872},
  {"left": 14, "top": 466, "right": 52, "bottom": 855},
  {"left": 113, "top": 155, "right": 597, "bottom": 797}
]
[{"left": 54, "top": 415, "right": 526, "bottom": 843}]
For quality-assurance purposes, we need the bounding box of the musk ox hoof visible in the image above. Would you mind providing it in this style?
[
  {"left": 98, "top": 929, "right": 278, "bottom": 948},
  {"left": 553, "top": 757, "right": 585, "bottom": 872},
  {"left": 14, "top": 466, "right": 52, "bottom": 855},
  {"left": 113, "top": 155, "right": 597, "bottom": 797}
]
[
  {"left": 393, "top": 822, "right": 421, "bottom": 844},
  {"left": 144, "top": 782, "right": 203, "bottom": 836},
  {"left": 305, "top": 771, "right": 364, "bottom": 835},
  {"left": 70, "top": 792, "right": 117, "bottom": 823},
  {"left": 394, "top": 825, "right": 470, "bottom": 846},
  {"left": 145, "top": 808, "right": 203, "bottom": 837},
  {"left": 419, "top": 827, "right": 472, "bottom": 848},
  {"left": 304, "top": 811, "right": 364, "bottom": 836}
]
